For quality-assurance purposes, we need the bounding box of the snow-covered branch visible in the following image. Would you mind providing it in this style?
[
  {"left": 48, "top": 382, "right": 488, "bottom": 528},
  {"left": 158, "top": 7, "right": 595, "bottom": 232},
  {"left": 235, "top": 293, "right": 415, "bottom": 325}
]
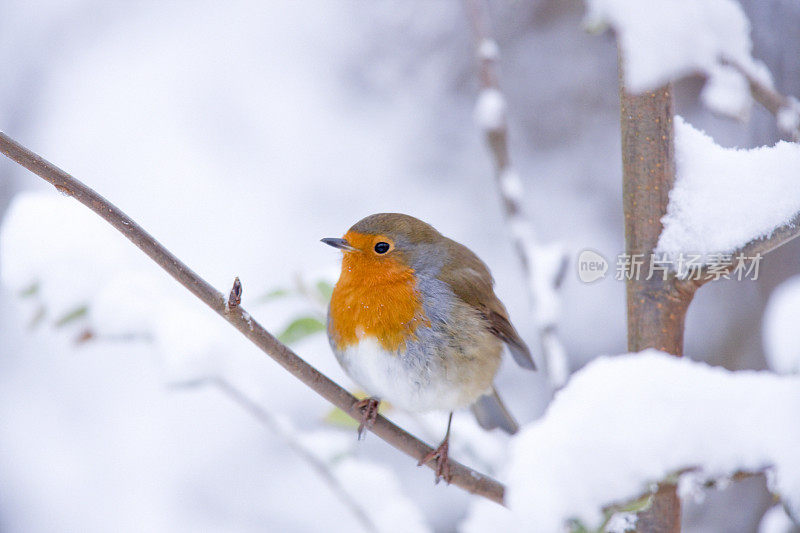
[
  {"left": 464, "top": 0, "right": 570, "bottom": 388},
  {"left": 723, "top": 59, "right": 800, "bottom": 142},
  {"left": 657, "top": 117, "right": 800, "bottom": 273},
  {"left": 463, "top": 351, "right": 800, "bottom": 532},
  {"left": 586, "top": 0, "right": 800, "bottom": 140},
  {"left": 0, "top": 131, "right": 506, "bottom": 505}
]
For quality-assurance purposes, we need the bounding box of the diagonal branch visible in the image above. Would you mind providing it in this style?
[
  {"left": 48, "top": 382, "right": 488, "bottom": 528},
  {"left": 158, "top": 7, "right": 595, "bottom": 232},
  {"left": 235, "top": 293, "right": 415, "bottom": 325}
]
[
  {"left": 734, "top": 211, "right": 800, "bottom": 259},
  {"left": 463, "top": 0, "right": 570, "bottom": 388},
  {"left": 0, "top": 131, "right": 506, "bottom": 505},
  {"left": 684, "top": 211, "right": 800, "bottom": 286}
]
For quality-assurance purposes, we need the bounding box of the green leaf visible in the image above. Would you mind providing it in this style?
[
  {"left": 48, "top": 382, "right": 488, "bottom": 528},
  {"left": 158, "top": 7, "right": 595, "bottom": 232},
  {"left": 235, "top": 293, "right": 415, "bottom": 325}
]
[
  {"left": 595, "top": 494, "right": 653, "bottom": 533},
  {"left": 567, "top": 521, "right": 590, "bottom": 533},
  {"left": 324, "top": 406, "right": 360, "bottom": 430},
  {"left": 53, "top": 304, "right": 89, "bottom": 328},
  {"left": 614, "top": 494, "right": 653, "bottom": 514},
  {"left": 27, "top": 304, "right": 47, "bottom": 329},
  {"left": 277, "top": 316, "right": 325, "bottom": 344},
  {"left": 315, "top": 280, "right": 334, "bottom": 303},
  {"left": 323, "top": 393, "right": 390, "bottom": 430},
  {"left": 19, "top": 281, "right": 40, "bottom": 298},
  {"left": 256, "top": 288, "right": 291, "bottom": 303}
]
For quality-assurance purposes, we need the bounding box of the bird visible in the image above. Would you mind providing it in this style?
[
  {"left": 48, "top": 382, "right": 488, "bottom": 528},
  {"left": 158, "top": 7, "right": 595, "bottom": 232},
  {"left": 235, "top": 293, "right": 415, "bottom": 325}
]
[{"left": 322, "top": 213, "right": 535, "bottom": 483}]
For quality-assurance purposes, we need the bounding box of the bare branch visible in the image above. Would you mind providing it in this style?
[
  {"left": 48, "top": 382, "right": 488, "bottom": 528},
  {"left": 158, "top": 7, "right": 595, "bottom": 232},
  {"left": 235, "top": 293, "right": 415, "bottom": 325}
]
[
  {"left": 0, "top": 131, "right": 506, "bottom": 505},
  {"left": 463, "top": 0, "right": 570, "bottom": 388}
]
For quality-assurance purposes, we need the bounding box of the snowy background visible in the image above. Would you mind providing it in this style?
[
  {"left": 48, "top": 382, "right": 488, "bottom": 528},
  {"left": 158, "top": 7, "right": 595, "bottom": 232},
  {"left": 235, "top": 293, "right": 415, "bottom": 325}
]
[{"left": 0, "top": 1, "right": 798, "bottom": 532}]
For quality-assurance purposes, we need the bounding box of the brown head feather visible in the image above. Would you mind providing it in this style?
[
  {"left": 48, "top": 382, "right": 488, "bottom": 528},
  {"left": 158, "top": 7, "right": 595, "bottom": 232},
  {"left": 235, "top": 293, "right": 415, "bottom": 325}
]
[{"left": 336, "top": 213, "right": 536, "bottom": 370}]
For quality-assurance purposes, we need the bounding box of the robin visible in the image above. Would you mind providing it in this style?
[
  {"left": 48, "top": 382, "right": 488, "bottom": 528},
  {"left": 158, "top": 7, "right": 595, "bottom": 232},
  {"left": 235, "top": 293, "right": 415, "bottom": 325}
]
[{"left": 322, "top": 213, "right": 535, "bottom": 482}]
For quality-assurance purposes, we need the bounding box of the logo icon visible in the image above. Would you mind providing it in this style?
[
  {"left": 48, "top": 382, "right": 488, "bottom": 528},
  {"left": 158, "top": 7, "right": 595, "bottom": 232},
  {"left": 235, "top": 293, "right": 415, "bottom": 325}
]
[{"left": 577, "top": 249, "right": 608, "bottom": 283}]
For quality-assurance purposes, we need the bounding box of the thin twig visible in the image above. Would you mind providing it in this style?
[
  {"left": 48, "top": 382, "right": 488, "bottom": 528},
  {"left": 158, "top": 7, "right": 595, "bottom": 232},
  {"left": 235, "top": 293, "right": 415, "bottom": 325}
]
[
  {"left": 211, "top": 377, "right": 378, "bottom": 533},
  {"left": 463, "top": 0, "right": 570, "bottom": 388},
  {"left": 722, "top": 58, "right": 800, "bottom": 142},
  {"left": 0, "top": 131, "right": 506, "bottom": 505}
]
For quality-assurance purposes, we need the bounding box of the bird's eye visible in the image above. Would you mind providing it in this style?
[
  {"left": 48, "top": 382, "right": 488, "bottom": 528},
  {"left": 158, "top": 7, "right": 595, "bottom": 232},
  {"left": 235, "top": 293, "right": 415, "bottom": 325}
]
[{"left": 374, "top": 242, "right": 391, "bottom": 254}]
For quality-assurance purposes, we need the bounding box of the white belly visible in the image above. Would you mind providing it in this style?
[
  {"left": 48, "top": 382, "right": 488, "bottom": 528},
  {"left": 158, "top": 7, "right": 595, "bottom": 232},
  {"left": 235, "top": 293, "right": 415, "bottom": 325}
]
[{"left": 337, "top": 337, "right": 467, "bottom": 413}]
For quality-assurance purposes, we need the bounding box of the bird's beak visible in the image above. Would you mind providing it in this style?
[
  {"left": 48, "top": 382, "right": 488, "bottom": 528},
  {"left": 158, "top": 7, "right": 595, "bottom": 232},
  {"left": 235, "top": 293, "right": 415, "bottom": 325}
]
[{"left": 321, "top": 237, "right": 356, "bottom": 252}]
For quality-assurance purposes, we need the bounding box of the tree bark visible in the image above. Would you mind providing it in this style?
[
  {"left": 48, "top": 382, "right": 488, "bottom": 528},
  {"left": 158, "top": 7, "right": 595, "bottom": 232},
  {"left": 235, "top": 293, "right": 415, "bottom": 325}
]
[
  {"left": 619, "top": 73, "right": 691, "bottom": 531},
  {"left": 634, "top": 483, "right": 682, "bottom": 533}
]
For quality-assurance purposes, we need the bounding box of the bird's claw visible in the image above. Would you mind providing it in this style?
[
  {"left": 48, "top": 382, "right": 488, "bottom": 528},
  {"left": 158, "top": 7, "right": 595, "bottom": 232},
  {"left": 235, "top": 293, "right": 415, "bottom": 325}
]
[
  {"left": 418, "top": 439, "right": 451, "bottom": 484},
  {"left": 354, "top": 397, "right": 380, "bottom": 440}
]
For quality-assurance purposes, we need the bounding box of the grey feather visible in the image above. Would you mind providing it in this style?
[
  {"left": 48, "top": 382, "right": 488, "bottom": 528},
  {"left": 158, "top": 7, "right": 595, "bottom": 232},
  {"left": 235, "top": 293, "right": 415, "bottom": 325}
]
[{"left": 470, "top": 387, "right": 519, "bottom": 435}]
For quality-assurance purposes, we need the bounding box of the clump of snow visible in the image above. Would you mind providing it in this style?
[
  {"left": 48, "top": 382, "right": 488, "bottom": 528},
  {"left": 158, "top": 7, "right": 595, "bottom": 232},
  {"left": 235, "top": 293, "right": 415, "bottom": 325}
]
[
  {"left": 527, "top": 241, "right": 567, "bottom": 329},
  {"left": 499, "top": 168, "right": 524, "bottom": 202},
  {"left": 656, "top": 116, "right": 800, "bottom": 262},
  {"left": 777, "top": 97, "right": 800, "bottom": 141},
  {"left": 1, "top": 192, "right": 255, "bottom": 385},
  {"left": 474, "top": 88, "right": 506, "bottom": 131},
  {"left": 700, "top": 64, "right": 751, "bottom": 120},
  {"left": 584, "top": 0, "right": 770, "bottom": 118},
  {"left": 763, "top": 275, "right": 800, "bottom": 375},
  {"left": 507, "top": 216, "right": 569, "bottom": 387},
  {"left": 677, "top": 471, "right": 707, "bottom": 504},
  {"left": 605, "top": 512, "right": 637, "bottom": 533},
  {"left": 461, "top": 350, "right": 800, "bottom": 532},
  {"left": 759, "top": 505, "right": 797, "bottom": 533},
  {"left": 477, "top": 38, "right": 499, "bottom": 61},
  {"left": 0, "top": 191, "right": 154, "bottom": 319},
  {"left": 541, "top": 330, "right": 569, "bottom": 388}
]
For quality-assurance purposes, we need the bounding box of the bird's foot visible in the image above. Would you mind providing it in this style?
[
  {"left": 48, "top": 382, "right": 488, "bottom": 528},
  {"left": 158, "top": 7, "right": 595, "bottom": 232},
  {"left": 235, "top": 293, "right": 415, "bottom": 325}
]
[
  {"left": 354, "top": 397, "right": 380, "bottom": 440},
  {"left": 418, "top": 438, "right": 451, "bottom": 484}
]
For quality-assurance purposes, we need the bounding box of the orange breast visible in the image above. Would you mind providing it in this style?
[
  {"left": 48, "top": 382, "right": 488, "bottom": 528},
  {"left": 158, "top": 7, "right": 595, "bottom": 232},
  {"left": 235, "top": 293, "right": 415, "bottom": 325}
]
[{"left": 329, "top": 235, "right": 428, "bottom": 352}]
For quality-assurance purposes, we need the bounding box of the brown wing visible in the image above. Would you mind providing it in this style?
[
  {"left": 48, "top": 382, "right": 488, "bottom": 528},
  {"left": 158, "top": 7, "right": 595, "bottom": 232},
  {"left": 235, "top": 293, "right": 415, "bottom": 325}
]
[
  {"left": 486, "top": 310, "right": 536, "bottom": 370},
  {"left": 439, "top": 238, "right": 536, "bottom": 371}
]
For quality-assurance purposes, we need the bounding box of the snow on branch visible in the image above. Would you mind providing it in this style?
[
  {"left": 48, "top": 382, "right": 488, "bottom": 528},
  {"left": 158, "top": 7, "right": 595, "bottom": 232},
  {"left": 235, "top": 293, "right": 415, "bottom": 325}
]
[
  {"left": 463, "top": 350, "right": 800, "bottom": 532},
  {"left": 656, "top": 116, "right": 800, "bottom": 265},
  {"left": 723, "top": 59, "right": 800, "bottom": 142},
  {"left": 585, "top": 0, "right": 800, "bottom": 137},
  {"left": 0, "top": 131, "right": 506, "bottom": 505},
  {"left": 464, "top": 0, "right": 570, "bottom": 388}
]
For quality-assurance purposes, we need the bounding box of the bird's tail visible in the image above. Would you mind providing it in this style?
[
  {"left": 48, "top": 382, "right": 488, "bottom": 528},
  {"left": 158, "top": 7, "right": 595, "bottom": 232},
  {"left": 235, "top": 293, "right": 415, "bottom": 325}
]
[{"left": 470, "top": 386, "right": 519, "bottom": 435}]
